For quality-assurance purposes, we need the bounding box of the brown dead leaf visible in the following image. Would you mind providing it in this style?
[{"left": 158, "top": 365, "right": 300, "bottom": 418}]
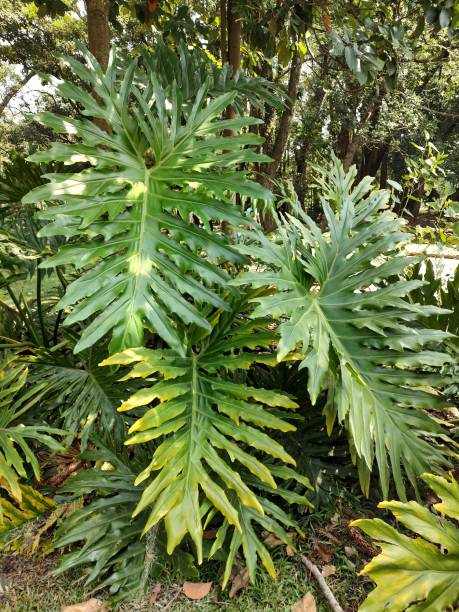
[
  {"left": 312, "top": 542, "right": 332, "bottom": 563},
  {"left": 149, "top": 584, "right": 161, "bottom": 605},
  {"left": 182, "top": 581, "right": 212, "bottom": 600},
  {"left": 229, "top": 568, "right": 249, "bottom": 598},
  {"left": 318, "top": 527, "right": 341, "bottom": 545},
  {"left": 321, "top": 564, "right": 336, "bottom": 577},
  {"left": 203, "top": 528, "right": 218, "bottom": 540},
  {"left": 292, "top": 591, "right": 317, "bottom": 612},
  {"left": 62, "top": 599, "right": 107, "bottom": 612},
  {"left": 286, "top": 544, "right": 295, "bottom": 557},
  {"left": 264, "top": 533, "right": 283, "bottom": 547}
]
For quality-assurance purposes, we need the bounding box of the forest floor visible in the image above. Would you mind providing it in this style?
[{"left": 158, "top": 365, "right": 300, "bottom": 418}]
[{"left": 0, "top": 502, "right": 376, "bottom": 612}]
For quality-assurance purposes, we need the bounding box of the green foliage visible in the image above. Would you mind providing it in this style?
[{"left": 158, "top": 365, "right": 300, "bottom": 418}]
[
  {"left": 0, "top": 358, "right": 66, "bottom": 501},
  {"left": 0, "top": 152, "right": 47, "bottom": 205},
  {"left": 0, "top": 482, "right": 56, "bottom": 548},
  {"left": 53, "top": 439, "right": 149, "bottom": 603},
  {"left": 24, "top": 44, "right": 272, "bottom": 355},
  {"left": 23, "top": 341, "right": 128, "bottom": 449},
  {"left": 101, "top": 291, "right": 312, "bottom": 581},
  {"left": 234, "top": 158, "right": 454, "bottom": 499},
  {"left": 2, "top": 29, "right": 457, "bottom": 606},
  {"left": 353, "top": 472, "right": 459, "bottom": 612}
]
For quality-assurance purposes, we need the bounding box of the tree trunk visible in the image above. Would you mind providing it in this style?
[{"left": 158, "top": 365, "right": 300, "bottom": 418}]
[
  {"left": 0, "top": 72, "right": 33, "bottom": 118},
  {"left": 342, "top": 133, "right": 363, "bottom": 172},
  {"left": 260, "top": 52, "right": 302, "bottom": 231},
  {"left": 358, "top": 142, "right": 388, "bottom": 180},
  {"left": 220, "top": 0, "right": 228, "bottom": 64},
  {"left": 265, "top": 52, "right": 301, "bottom": 178},
  {"left": 85, "top": 0, "right": 110, "bottom": 70},
  {"left": 227, "top": 0, "right": 241, "bottom": 76},
  {"left": 224, "top": 1, "right": 241, "bottom": 129},
  {"left": 380, "top": 149, "right": 388, "bottom": 188}
]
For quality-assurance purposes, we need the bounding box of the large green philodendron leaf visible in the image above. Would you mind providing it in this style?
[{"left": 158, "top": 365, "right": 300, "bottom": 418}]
[
  {"left": 101, "top": 293, "right": 311, "bottom": 580},
  {"left": 234, "top": 160, "right": 454, "bottom": 499},
  {"left": 23, "top": 45, "right": 272, "bottom": 354},
  {"left": 353, "top": 473, "right": 459, "bottom": 612}
]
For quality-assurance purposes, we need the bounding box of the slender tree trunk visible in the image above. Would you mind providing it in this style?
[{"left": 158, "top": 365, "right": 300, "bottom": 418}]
[
  {"left": 259, "top": 52, "right": 302, "bottom": 231},
  {"left": 224, "top": 0, "right": 241, "bottom": 127},
  {"left": 85, "top": 0, "right": 110, "bottom": 70},
  {"left": 84, "top": 0, "right": 110, "bottom": 131},
  {"left": 0, "top": 72, "right": 33, "bottom": 118},
  {"left": 222, "top": 0, "right": 242, "bottom": 141},
  {"left": 342, "top": 133, "right": 363, "bottom": 172},
  {"left": 220, "top": 0, "right": 228, "bottom": 63},
  {"left": 380, "top": 149, "right": 388, "bottom": 188},
  {"left": 227, "top": 0, "right": 241, "bottom": 76},
  {"left": 266, "top": 52, "right": 301, "bottom": 178}
]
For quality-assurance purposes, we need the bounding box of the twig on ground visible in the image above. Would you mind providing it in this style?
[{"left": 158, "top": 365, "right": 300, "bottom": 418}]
[
  {"left": 300, "top": 555, "right": 344, "bottom": 612},
  {"left": 162, "top": 586, "right": 182, "bottom": 611}
]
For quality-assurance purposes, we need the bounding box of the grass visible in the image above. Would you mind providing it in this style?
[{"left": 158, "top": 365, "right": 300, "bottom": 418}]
[
  {"left": 0, "top": 504, "right": 374, "bottom": 612},
  {"left": 0, "top": 551, "right": 369, "bottom": 612}
]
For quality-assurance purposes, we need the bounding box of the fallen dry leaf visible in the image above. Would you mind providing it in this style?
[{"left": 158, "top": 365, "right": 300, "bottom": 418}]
[
  {"left": 292, "top": 591, "right": 317, "bottom": 612},
  {"left": 321, "top": 564, "right": 336, "bottom": 577},
  {"left": 229, "top": 568, "right": 249, "bottom": 598},
  {"left": 182, "top": 581, "right": 212, "bottom": 600},
  {"left": 286, "top": 544, "right": 295, "bottom": 557},
  {"left": 62, "top": 599, "right": 107, "bottom": 612},
  {"left": 318, "top": 527, "right": 341, "bottom": 545},
  {"left": 264, "top": 533, "right": 284, "bottom": 547},
  {"left": 203, "top": 528, "right": 218, "bottom": 540},
  {"left": 312, "top": 542, "right": 333, "bottom": 563},
  {"left": 149, "top": 584, "right": 161, "bottom": 604}
]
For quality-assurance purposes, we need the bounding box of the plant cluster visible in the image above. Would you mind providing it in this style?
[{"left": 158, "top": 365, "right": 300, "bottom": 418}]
[{"left": 0, "top": 44, "right": 457, "bottom": 608}]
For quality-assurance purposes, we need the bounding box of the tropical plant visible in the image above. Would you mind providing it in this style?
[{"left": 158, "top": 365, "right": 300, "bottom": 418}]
[
  {"left": 52, "top": 439, "right": 149, "bottom": 604},
  {"left": 353, "top": 472, "right": 459, "bottom": 612},
  {"left": 0, "top": 482, "right": 57, "bottom": 549},
  {"left": 9, "top": 38, "right": 458, "bottom": 604},
  {"left": 23, "top": 341, "right": 129, "bottom": 449},
  {"left": 234, "top": 158, "right": 454, "bottom": 499},
  {"left": 0, "top": 358, "right": 65, "bottom": 501},
  {"left": 23, "top": 44, "right": 274, "bottom": 355},
  {"left": 101, "top": 291, "right": 312, "bottom": 584}
]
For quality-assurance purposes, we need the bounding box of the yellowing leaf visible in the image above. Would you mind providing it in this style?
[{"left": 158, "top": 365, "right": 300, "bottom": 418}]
[{"left": 353, "top": 473, "right": 459, "bottom": 612}]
